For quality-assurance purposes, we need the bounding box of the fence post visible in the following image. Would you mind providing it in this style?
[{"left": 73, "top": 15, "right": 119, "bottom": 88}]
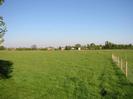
[
  {"left": 121, "top": 59, "right": 123, "bottom": 71},
  {"left": 112, "top": 54, "right": 128, "bottom": 77},
  {"left": 118, "top": 56, "right": 119, "bottom": 67},
  {"left": 126, "top": 61, "right": 128, "bottom": 77}
]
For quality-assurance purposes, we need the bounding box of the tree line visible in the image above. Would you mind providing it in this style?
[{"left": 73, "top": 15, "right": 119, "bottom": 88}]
[
  {"left": 1, "top": 41, "right": 132, "bottom": 51},
  {"left": 63, "top": 41, "right": 133, "bottom": 50}
]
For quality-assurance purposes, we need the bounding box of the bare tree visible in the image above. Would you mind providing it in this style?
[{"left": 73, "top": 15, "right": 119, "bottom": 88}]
[{"left": 0, "top": 0, "right": 6, "bottom": 46}]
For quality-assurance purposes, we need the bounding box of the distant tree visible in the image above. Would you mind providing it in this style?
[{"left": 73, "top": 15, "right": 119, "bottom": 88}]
[
  {"left": 128, "top": 44, "right": 132, "bottom": 49},
  {"left": 58, "top": 46, "right": 62, "bottom": 50},
  {"left": 90, "top": 43, "right": 95, "bottom": 47},
  {"left": 99, "top": 45, "right": 102, "bottom": 50},
  {"left": 65, "top": 46, "right": 72, "bottom": 50},
  {"left": 74, "top": 44, "right": 81, "bottom": 50},
  {"left": 104, "top": 41, "right": 113, "bottom": 49},
  {"left": 87, "top": 44, "right": 90, "bottom": 49},
  {"left": 90, "top": 43, "right": 96, "bottom": 50},
  {"left": 81, "top": 45, "right": 87, "bottom": 50},
  {"left": 31, "top": 44, "right": 37, "bottom": 50}
]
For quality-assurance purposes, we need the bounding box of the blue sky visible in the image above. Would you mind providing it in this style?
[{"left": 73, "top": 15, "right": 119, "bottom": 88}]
[{"left": 0, "top": 0, "right": 133, "bottom": 47}]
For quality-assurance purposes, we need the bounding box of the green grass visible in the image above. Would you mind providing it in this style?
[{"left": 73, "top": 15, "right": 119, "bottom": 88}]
[
  {"left": 0, "top": 50, "right": 133, "bottom": 99},
  {"left": 112, "top": 50, "right": 133, "bottom": 83}
]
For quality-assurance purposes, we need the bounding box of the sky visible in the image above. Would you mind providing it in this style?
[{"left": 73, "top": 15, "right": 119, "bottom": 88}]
[{"left": 0, "top": 0, "right": 133, "bottom": 47}]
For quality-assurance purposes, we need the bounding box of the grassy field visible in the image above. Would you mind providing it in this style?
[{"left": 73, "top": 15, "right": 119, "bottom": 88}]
[{"left": 0, "top": 50, "right": 133, "bottom": 99}]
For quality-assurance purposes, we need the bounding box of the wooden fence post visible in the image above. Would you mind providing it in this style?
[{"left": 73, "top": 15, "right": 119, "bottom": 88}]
[
  {"left": 112, "top": 54, "right": 128, "bottom": 77},
  {"left": 121, "top": 59, "right": 123, "bottom": 71},
  {"left": 118, "top": 56, "right": 119, "bottom": 67},
  {"left": 126, "top": 61, "right": 128, "bottom": 77}
]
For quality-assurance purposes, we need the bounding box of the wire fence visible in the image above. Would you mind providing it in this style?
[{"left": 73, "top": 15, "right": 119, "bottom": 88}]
[{"left": 112, "top": 54, "right": 128, "bottom": 77}]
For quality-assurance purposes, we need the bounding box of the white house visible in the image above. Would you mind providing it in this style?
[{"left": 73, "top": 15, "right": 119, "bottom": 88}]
[{"left": 78, "top": 47, "right": 81, "bottom": 51}]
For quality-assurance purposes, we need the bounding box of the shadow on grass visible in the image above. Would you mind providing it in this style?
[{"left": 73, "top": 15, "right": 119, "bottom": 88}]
[{"left": 0, "top": 60, "right": 13, "bottom": 79}]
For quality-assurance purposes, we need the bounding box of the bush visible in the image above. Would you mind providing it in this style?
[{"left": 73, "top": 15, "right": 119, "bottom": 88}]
[{"left": 0, "top": 60, "right": 13, "bottom": 79}]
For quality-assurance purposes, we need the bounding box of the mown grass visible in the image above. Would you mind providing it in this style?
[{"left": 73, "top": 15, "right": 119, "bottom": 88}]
[{"left": 0, "top": 50, "right": 133, "bottom": 99}]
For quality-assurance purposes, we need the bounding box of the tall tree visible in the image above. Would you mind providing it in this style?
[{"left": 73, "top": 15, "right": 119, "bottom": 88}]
[
  {"left": 104, "top": 41, "right": 113, "bottom": 49},
  {"left": 0, "top": 0, "right": 6, "bottom": 46},
  {"left": 0, "top": 17, "right": 6, "bottom": 46}
]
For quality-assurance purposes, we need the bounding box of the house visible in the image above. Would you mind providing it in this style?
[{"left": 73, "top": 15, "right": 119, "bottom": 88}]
[{"left": 78, "top": 47, "right": 81, "bottom": 51}]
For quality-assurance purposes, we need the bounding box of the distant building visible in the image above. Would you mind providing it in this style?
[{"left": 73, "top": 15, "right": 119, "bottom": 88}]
[
  {"left": 47, "top": 47, "right": 54, "bottom": 51},
  {"left": 71, "top": 47, "right": 75, "bottom": 50},
  {"left": 61, "top": 47, "right": 65, "bottom": 51},
  {"left": 78, "top": 47, "right": 81, "bottom": 51}
]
